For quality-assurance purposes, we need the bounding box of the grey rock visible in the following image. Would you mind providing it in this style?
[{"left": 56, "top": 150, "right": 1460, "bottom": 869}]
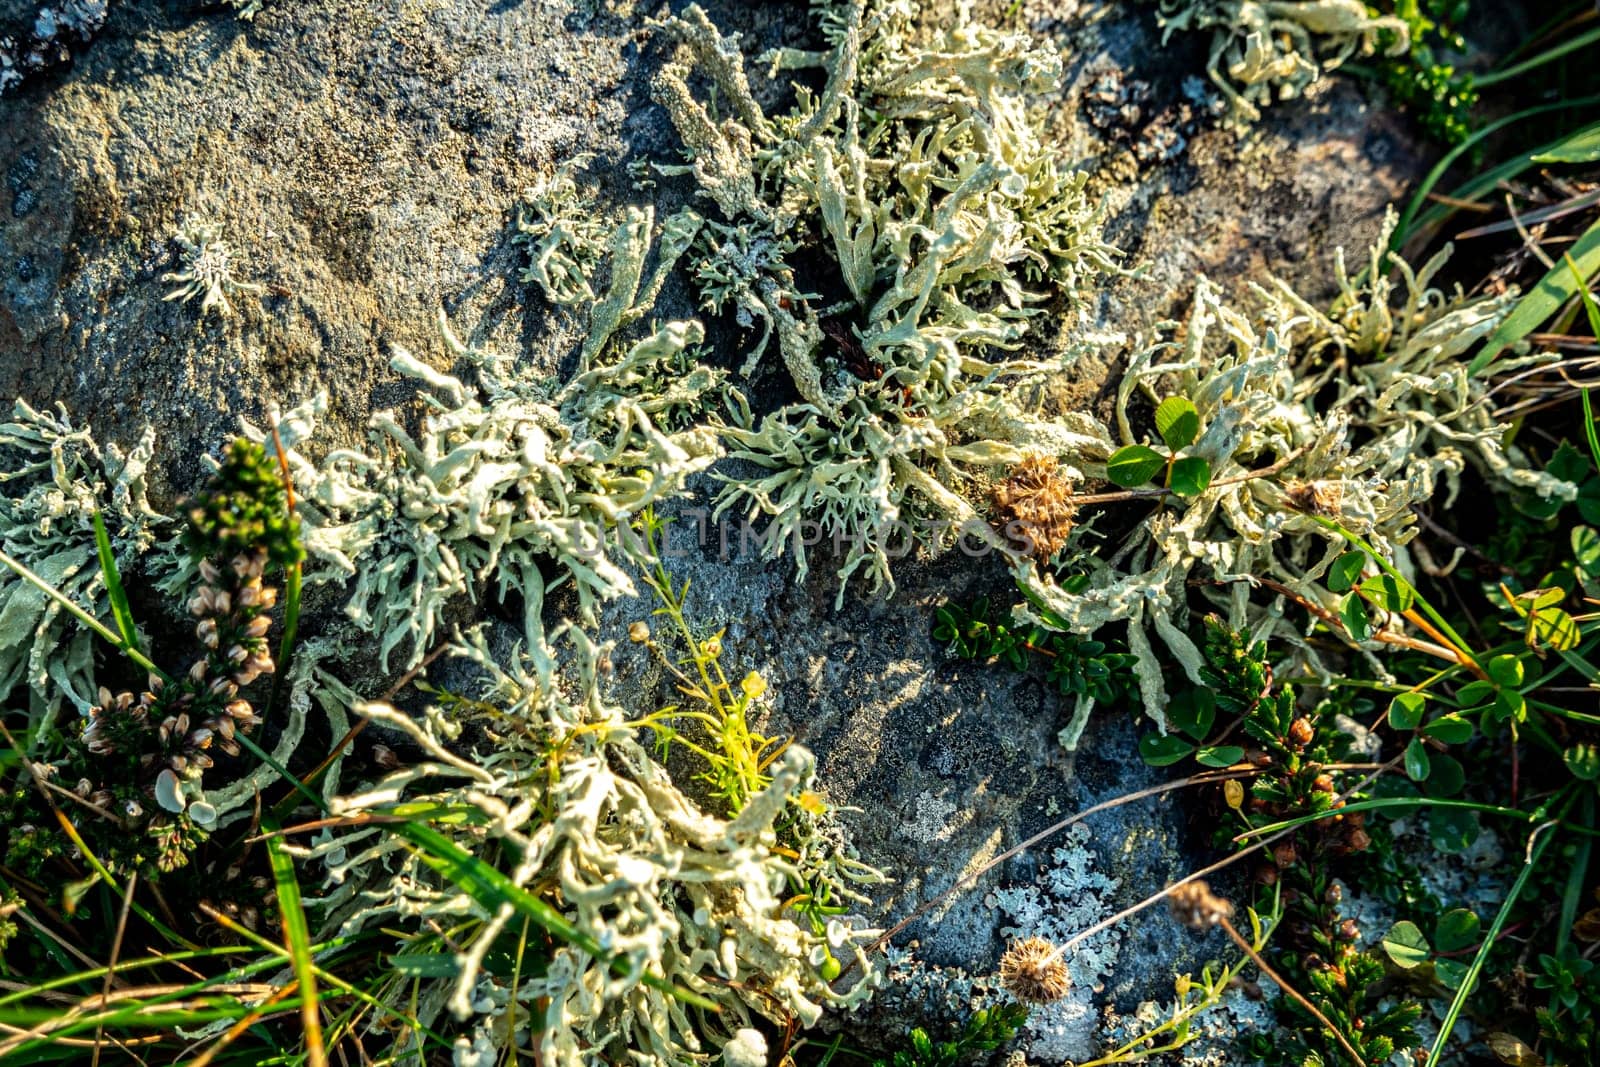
[
  {"left": 1, "top": 0, "right": 108, "bottom": 93},
  {"left": 0, "top": 0, "right": 1433, "bottom": 1052}
]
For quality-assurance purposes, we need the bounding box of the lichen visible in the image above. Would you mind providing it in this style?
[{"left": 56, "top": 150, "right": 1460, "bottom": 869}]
[
  {"left": 296, "top": 624, "right": 882, "bottom": 1067},
  {"left": 652, "top": 0, "right": 1121, "bottom": 601},
  {"left": 1152, "top": 0, "right": 1410, "bottom": 122},
  {"left": 161, "top": 217, "right": 263, "bottom": 317},
  {"left": 0, "top": 400, "right": 162, "bottom": 722},
  {"left": 1013, "top": 211, "right": 1565, "bottom": 728},
  {"left": 263, "top": 306, "right": 726, "bottom": 671},
  {"left": 514, "top": 155, "right": 614, "bottom": 309}
]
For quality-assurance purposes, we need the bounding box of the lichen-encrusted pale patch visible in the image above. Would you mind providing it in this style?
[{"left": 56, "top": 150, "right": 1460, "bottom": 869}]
[
  {"left": 1014, "top": 211, "right": 1566, "bottom": 729},
  {"left": 652, "top": 0, "right": 1122, "bottom": 601},
  {"left": 161, "top": 217, "right": 263, "bottom": 317},
  {"left": 0, "top": 400, "right": 162, "bottom": 721},
  {"left": 294, "top": 625, "right": 882, "bottom": 1067},
  {"left": 259, "top": 307, "right": 726, "bottom": 671},
  {"left": 1152, "top": 0, "right": 1410, "bottom": 122}
]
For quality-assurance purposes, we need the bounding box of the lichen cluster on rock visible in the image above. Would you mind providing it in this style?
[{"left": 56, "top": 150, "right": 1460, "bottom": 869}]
[{"left": 0, "top": 0, "right": 1553, "bottom": 1063}]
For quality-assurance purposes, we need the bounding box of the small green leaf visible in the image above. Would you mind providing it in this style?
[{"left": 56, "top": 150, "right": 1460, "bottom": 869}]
[
  {"left": 1154, "top": 396, "right": 1201, "bottom": 451},
  {"left": 1573, "top": 526, "right": 1600, "bottom": 583},
  {"left": 1429, "top": 808, "right": 1480, "bottom": 853},
  {"left": 1494, "top": 687, "right": 1528, "bottom": 723},
  {"left": 1388, "top": 693, "right": 1426, "bottom": 731},
  {"left": 1454, "top": 680, "right": 1496, "bottom": 709},
  {"left": 1327, "top": 550, "right": 1365, "bottom": 593},
  {"left": 1436, "top": 959, "right": 1470, "bottom": 991},
  {"left": 1106, "top": 444, "right": 1166, "bottom": 487},
  {"left": 1532, "top": 123, "right": 1600, "bottom": 163},
  {"left": 1167, "top": 688, "right": 1216, "bottom": 741},
  {"left": 1138, "top": 733, "right": 1195, "bottom": 767},
  {"left": 1564, "top": 743, "right": 1600, "bottom": 781},
  {"left": 1428, "top": 754, "right": 1466, "bottom": 797},
  {"left": 1486, "top": 654, "right": 1525, "bottom": 688},
  {"left": 1422, "top": 715, "right": 1474, "bottom": 746},
  {"left": 1168, "top": 456, "right": 1212, "bottom": 498},
  {"left": 1404, "top": 738, "right": 1431, "bottom": 782},
  {"left": 1195, "top": 745, "right": 1245, "bottom": 768},
  {"left": 1382, "top": 921, "right": 1431, "bottom": 969},
  {"left": 1530, "top": 606, "right": 1581, "bottom": 652},
  {"left": 1434, "top": 909, "right": 1481, "bottom": 954},
  {"left": 1361, "top": 573, "right": 1416, "bottom": 614},
  {"left": 1341, "top": 593, "right": 1372, "bottom": 642}
]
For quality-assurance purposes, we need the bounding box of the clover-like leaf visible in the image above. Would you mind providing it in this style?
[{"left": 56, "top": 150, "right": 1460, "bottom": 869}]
[
  {"left": 1327, "top": 550, "right": 1365, "bottom": 593},
  {"left": 1382, "top": 921, "right": 1430, "bottom": 969},
  {"left": 1138, "top": 733, "right": 1195, "bottom": 767},
  {"left": 1404, "top": 737, "right": 1431, "bottom": 782},
  {"left": 1422, "top": 714, "right": 1474, "bottom": 745},
  {"left": 1154, "top": 396, "right": 1201, "bottom": 451},
  {"left": 1361, "top": 573, "right": 1415, "bottom": 614},
  {"left": 1107, "top": 444, "right": 1166, "bottom": 487},
  {"left": 1388, "top": 692, "right": 1425, "bottom": 731},
  {"left": 1169, "top": 456, "right": 1212, "bottom": 498},
  {"left": 1341, "top": 593, "right": 1372, "bottom": 642}
]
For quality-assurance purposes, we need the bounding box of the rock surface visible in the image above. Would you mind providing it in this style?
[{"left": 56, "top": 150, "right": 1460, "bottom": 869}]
[{"left": 0, "top": 0, "right": 1432, "bottom": 1056}]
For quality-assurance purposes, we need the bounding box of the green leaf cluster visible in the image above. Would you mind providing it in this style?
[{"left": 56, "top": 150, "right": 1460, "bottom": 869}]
[
  {"left": 181, "top": 437, "right": 304, "bottom": 569},
  {"left": 934, "top": 597, "right": 1136, "bottom": 706},
  {"left": 874, "top": 1004, "right": 1030, "bottom": 1067},
  {"left": 1105, "top": 396, "right": 1212, "bottom": 498}
]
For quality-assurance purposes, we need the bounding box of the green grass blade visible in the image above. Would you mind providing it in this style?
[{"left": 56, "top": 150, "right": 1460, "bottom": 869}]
[
  {"left": 1473, "top": 24, "right": 1600, "bottom": 87},
  {"left": 1471, "top": 219, "right": 1600, "bottom": 375},
  {"left": 1395, "top": 99, "right": 1600, "bottom": 250},
  {"left": 234, "top": 731, "right": 328, "bottom": 815},
  {"left": 90, "top": 511, "right": 140, "bottom": 656},
  {"left": 263, "top": 560, "right": 302, "bottom": 723},
  {"left": 1535, "top": 122, "right": 1600, "bottom": 164},
  {"left": 265, "top": 835, "right": 326, "bottom": 1067},
  {"left": 1424, "top": 820, "right": 1559, "bottom": 1066},
  {"left": 385, "top": 819, "right": 720, "bottom": 1011},
  {"left": 1557, "top": 791, "right": 1594, "bottom": 956},
  {"left": 1575, "top": 256, "right": 1600, "bottom": 472},
  {"left": 0, "top": 548, "right": 168, "bottom": 684}
]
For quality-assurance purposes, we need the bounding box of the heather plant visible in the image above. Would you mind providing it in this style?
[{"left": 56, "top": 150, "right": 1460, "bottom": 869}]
[{"left": 0, "top": 436, "right": 298, "bottom": 882}]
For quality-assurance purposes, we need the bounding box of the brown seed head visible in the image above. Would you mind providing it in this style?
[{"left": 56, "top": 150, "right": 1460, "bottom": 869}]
[
  {"left": 1168, "top": 879, "right": 1234, "bottom": 931},
  {"left": 993, "top": 454, "right": 1076, "bottom": 560},
  {"left": 998, "top": 936, "right": 1071, "bottom": 1003},
  {"left": 1285, "top": 479, "right": 1343, "bottom": 518}
]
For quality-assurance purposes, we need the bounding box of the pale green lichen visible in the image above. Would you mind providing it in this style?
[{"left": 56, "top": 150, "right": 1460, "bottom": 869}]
[
  {"left": 652, "top": 0, "right": 1121, "bottom": 600},
  {"left": 514, "top": 155, "right": 612, "bottom": 309},
  {"left": 0, "top": 400, "right": 162, "bottom": 723},
  {"left": 263, "top": 309, "right": 724, "bottom": 672},
  {"left": 1154, "top": 0, "right": 1410, "bottom": 121},
  {"left": 1015, "top": 212, "right": 1564, "bottom": 731},
  {"left": 161, "top": 218, "right": 263, "bottom": 317},
  {"left": 295, "top": 625, "right": 882, "bottom": 1067}
]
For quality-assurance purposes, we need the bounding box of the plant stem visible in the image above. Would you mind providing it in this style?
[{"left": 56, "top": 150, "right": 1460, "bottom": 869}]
[{"left": 1218, "top": 914, "right": 1365, "bottom": 1067}]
